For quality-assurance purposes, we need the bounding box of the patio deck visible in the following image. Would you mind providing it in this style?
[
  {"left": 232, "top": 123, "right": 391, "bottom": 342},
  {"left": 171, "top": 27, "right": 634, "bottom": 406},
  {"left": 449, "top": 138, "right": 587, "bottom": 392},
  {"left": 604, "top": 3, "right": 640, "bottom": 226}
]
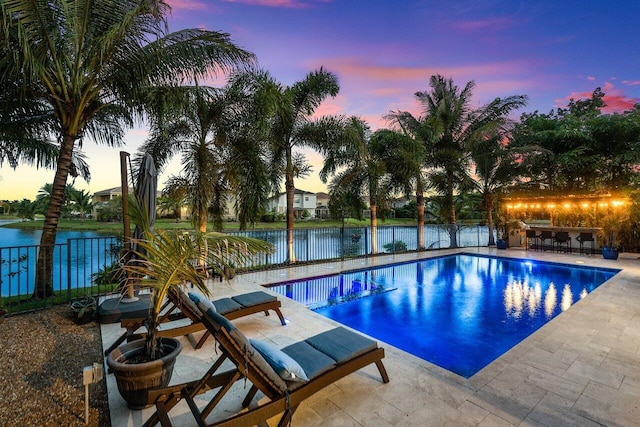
[{"left": 101, "top": 247, "right": 640, "bottom": 426}]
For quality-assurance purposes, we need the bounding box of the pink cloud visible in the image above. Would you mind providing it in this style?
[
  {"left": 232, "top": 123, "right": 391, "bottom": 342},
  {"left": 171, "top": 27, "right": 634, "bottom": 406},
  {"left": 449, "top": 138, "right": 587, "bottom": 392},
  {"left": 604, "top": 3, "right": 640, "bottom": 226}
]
[
  {"left": 622, "top": 79, "right": 640, "bottom": 86},
  {"left": 587, "top": 76, "right": 595, "bottom": 81},
  {"left": 320, "top": 57, "right": 530, "bottom": 84},
  {"left": 561, "top": 82, "right": 639, "bottom": 113},
  {"left": 220, "top": 0, "right": 329, "bottom": 8},
  {"left": 166, "top": 0, "right": 207, "bottom": 10}
]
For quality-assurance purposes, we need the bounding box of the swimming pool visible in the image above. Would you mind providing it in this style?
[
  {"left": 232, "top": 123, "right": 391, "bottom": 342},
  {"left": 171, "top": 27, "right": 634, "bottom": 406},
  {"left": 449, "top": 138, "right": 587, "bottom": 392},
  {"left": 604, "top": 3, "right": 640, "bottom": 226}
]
[{"left": 267, "top": 254, "right": 619, "bottom": 378}]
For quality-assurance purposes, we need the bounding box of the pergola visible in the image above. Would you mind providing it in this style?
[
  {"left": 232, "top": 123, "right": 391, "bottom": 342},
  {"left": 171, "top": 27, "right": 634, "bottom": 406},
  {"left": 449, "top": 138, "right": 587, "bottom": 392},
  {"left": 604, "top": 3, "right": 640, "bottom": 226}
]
[{"left": 502, "top": 194, "right": 628, "bottom": 227}]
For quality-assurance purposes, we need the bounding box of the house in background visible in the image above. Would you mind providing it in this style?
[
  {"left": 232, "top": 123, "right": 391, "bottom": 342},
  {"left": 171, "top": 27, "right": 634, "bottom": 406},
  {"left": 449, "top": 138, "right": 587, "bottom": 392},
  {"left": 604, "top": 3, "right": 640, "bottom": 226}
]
[
  {"left": 267, "top": 189, "right": 317, "bottom": 219},
  {"left": 315, "top": 191, "right": 330, "bottom": 219},
  {"left": 92, "top": 186, "right": 132, "bottom": 219},
  {"left": 92, "top": 186, "right": 132, "bottom": 203}
]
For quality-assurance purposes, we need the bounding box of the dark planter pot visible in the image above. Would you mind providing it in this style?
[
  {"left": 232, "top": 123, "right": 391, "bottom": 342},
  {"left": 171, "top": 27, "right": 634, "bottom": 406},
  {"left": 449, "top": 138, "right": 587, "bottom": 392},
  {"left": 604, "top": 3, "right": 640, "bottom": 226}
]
[
  {"left": 70, "top": 296, "right": 97, "bottom": 325},
  {"left": 496, "top": 239, "right": 508, "bottom": 250},
  {"left": 602, "top": 246, "right": 619, "bottom": 260},
  {"left": 107, "top": 337, "right": 182, "bottom": 409}
]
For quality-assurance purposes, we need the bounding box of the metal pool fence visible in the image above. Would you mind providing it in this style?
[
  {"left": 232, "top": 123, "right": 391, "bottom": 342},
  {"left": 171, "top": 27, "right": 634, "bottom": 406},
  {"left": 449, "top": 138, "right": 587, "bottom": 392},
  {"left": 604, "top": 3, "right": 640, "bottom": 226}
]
[{"left": 0, "top": 224, "right": 491, "bottom": 314}]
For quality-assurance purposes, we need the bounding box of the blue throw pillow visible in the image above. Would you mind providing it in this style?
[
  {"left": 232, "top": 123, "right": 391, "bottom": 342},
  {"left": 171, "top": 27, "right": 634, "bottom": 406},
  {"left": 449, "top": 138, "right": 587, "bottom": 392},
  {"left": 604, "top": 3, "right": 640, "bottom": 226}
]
[
  {"left": 205, "top": 309, "right": 235, "bottom": 332},
  {"left": 188, "top": 292, "right": 217, "bottom": 314},
  {"left": 250, "top": 339, "right": 308, "bottom": 382}
]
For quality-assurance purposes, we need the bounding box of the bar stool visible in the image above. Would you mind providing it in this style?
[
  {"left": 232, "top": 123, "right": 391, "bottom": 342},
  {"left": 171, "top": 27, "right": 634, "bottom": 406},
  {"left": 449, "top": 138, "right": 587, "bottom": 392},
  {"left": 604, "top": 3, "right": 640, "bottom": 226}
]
[
  {"left": 576, "top": 232, "right": 595, "bottom": 255},
  {"left": 538, "top": 230, "right": 554, "bottom": 251},
  {"left": 554, "top": 231, "right": 572, "bottom": 253},
  {"left": 525, "top": 229, "right": 539, "bottom": 250}
]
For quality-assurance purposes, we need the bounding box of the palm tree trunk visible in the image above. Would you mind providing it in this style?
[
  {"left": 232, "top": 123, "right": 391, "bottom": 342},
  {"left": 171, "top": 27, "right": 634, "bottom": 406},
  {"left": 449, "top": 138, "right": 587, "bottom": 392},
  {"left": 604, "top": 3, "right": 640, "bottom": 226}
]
[
  {"left": 285, "top": 149, "right": 296, "bottom": 263},
  {"left": 34, "top": 135, "right": 75, "bottom": 298},
  {"left": 416, "top": 191, "right": 425, "bottom": 250},
  {"left": 446, "top": 171, "right": 458, "bottom": 248},
  {"left": 370, "top": 204, "right": 378, "bottom": 254},
  {"left": 487, "top": 206, "right": 496, "bottom": 246},
  {"left": 198, "top": 217, "right": 207, "bottom": 233}
]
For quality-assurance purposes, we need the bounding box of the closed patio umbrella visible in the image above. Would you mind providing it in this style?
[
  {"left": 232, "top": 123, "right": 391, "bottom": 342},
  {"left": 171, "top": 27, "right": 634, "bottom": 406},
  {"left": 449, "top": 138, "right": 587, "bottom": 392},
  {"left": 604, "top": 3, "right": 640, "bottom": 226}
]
[
  {"left": 123, "top": 153, "right": 157, "bottom": 302},
  {"left": 133, "top": 153, "right": 157, "bottom": 242}
]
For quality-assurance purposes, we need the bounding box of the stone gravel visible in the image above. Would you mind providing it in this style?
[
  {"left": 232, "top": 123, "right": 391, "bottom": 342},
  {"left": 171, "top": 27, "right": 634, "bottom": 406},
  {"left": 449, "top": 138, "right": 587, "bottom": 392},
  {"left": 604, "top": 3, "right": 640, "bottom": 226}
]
[{"left": 0, "top": 306, "right": 110, "bottom": 426}]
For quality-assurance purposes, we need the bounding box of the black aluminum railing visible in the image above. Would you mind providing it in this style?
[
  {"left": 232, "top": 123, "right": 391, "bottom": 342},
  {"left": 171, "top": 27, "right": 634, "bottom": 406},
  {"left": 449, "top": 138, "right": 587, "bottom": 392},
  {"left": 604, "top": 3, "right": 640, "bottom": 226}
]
[{"left": 0, "top": 224, "right": 491, "bottom": 314}]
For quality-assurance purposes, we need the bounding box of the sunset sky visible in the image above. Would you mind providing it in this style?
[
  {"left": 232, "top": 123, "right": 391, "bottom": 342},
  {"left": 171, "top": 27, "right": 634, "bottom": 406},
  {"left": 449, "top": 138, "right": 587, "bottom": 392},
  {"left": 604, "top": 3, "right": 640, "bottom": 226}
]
[{"left": 2, "top": 0, "right": 640, "bottom": 201}]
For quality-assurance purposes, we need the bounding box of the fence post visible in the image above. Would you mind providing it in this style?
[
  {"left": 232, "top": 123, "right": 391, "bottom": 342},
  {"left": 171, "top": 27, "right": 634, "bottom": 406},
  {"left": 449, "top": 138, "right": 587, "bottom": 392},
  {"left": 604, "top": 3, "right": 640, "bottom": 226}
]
[
  {"left": 365, "top": 227, "right": 369, "bottom": 255},
  {"left": 306, "top": 228, "right": 310, "bottom": 262},
  {"left": 340, "top": 225, "right": 345, "bottom": 261},
  {"left": 392, "top": 227, "right": 395, "bottom": 253},
  {"left": 67, "top": 239, "right": 72, "bottom": 302}
]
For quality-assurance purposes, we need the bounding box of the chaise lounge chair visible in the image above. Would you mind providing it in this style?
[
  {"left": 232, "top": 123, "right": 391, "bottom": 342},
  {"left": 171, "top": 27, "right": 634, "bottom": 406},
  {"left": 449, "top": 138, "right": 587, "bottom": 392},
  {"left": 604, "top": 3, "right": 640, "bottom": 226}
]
[
  {"left": 104, "top": 287, "right": 286, "bottom": 355},
  {"left": 141, "top": 289, "right": 390, "bottom": 427}
]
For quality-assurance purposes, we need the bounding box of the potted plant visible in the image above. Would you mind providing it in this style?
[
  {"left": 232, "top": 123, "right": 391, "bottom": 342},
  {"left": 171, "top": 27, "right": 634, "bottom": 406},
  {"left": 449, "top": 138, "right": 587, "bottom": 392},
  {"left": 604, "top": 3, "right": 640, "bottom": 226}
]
[
  {"left": 70, "top": 294, "right": 97, "bottom": 324},
  {"left": 599, "top": 208, "right": 626, "bottom": 260},
  {"left": 107, "top": 200, "right": 274, "bottom": 409}
]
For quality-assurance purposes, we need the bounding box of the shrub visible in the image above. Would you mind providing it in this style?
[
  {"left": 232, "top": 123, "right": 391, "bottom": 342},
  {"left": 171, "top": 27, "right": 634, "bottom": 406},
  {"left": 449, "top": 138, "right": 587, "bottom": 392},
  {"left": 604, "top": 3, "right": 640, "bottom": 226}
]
[{"left": 383, "top": 240, "right": 407, "bottom": 252}]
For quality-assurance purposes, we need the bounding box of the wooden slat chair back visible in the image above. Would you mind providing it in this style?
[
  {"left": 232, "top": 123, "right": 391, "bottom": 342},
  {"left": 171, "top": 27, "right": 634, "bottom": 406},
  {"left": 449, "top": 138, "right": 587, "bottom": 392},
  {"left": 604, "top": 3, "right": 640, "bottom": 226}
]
[{"left": 143, "top": 288, "right": 390, "bottom": 427}]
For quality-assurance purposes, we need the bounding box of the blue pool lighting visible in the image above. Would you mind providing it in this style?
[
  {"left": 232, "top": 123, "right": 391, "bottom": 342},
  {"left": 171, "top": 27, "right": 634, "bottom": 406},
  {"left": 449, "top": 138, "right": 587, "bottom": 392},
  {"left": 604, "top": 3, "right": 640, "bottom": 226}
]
[{"left": 267, "top": 254, "right": 619, "bottom": 378}]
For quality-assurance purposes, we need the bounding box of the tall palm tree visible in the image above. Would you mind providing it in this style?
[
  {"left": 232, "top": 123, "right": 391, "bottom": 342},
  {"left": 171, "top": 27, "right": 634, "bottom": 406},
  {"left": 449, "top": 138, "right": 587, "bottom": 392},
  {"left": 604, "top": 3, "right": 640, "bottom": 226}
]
[
  {"left": 141, "top": 72, "right": 272, "bottom": 232},
  {"left": 383, "top": 114, "right": 433, "bottom": 249},
  {"left": 392, "top": 75, "right": 527, "bottom": 248},
  {"left": 268, "top": 68, "right": 340, "bottom": 263},
  {"left": 314, "top": 117, "right": 386, "bottom": 253},
  {"left": 1, "top": 1, "right": 254, "bottom": 297},
  {"left": 470, "top": 135, "right": 521, "bottom": 245}
]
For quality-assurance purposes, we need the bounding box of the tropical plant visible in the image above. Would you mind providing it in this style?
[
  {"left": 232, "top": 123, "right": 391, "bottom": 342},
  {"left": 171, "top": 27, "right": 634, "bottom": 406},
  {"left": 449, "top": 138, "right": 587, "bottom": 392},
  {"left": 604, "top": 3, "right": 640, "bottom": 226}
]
[
  {"left": 375, "top": 124, "right": 430, "bottom": 248},
  {"left": 315, "top": 118, "right": 381, "bottom": 254},
  {"left": 266, "top": 68, "right": 340, "bottom": 263},
  {"left": 159, "top": 176, "right": 189, "bottom": 221},
  {"left": 68, "top": 188, "right": 93, "bottom": 220},
  {"left": 511, "top": 88, "right": 640, "bottom": 194},
  {"left": 1, "top": 0, "right": 254, "bottom": 298},
  {"left": 470, "top": 134, "right": 522, "bottom": 246},
  {"left": 15, "top": 199, "right": 36, "bottom": 221},
  {"left": 141, "top": 72, "right": 273, "bottom": 232},
  {"left": 390, "top": 75, "right": 527, "bottom": 248},
  {"left": 383, "top": 240, "right": 407, "bottom": 253},
  {"left": 123, "top": 198, "right": 274, "bottom": 360}
]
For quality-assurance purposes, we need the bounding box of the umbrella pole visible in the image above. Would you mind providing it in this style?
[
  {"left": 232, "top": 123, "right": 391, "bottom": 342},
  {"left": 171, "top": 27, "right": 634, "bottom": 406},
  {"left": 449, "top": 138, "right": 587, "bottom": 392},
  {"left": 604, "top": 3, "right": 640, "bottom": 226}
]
[{"left": 120, "top": 151, "right": 138, "bottom": 303}]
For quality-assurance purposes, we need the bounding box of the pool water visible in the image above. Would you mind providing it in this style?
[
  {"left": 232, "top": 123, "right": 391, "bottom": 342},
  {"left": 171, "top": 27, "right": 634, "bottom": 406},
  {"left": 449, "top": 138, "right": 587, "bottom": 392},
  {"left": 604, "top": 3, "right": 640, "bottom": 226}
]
[{"left": 268, "top": 254, "right": 619, "bottom": 378}]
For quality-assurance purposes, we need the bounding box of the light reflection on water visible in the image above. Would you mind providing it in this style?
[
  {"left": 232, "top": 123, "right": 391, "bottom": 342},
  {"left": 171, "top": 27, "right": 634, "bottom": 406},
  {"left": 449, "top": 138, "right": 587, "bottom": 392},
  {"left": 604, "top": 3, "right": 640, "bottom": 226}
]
[
  {"left": 503, "top": 280, "right": 581, "bottom": 319},
  {"left": 269, "top": 254, "right": 619, "bottom": 378}
]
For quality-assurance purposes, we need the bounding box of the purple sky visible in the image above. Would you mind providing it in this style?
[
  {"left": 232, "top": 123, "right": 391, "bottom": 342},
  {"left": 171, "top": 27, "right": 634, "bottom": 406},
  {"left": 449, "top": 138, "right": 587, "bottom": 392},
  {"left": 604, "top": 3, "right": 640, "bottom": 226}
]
[{"left": 2, "top": 0, "right": 639, "bottom": 200}]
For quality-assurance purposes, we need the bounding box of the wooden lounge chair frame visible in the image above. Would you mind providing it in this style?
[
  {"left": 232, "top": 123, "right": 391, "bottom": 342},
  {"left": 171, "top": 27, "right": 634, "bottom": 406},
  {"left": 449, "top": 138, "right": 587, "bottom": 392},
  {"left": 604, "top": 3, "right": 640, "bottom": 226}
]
[
  {"left": 105, "top": 287, "right": 286, "bottom": 355},
  {"left": 142, "top": 290, "right": 390, "bottom": 427}
]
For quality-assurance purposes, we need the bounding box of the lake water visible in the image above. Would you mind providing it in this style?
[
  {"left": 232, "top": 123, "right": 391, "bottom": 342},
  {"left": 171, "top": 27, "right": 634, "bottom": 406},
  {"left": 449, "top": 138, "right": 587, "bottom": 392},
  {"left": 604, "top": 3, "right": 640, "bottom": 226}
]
[
  {"left": 0, "top": 221, "right": 119, "bottom": 297},
  {"left": 0, "top": 220, "right": 110, "bottom": 247}
]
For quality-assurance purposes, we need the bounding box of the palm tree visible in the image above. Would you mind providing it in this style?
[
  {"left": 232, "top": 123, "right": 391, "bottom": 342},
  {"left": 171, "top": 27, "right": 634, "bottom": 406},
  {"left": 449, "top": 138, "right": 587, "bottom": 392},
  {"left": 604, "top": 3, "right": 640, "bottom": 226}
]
[
  {"left": 314, "top": 117, "right": 382, "bottom": 253},
  {"left": 69, "top": 189, "right": 93, "bottom": 221},
  {"left": 470, "top": 136, "right": 519, "bottom": 245},
  {"left": 1, "top": 1, "right": 254, "bottom": 297},
  {"left": 383, "top": 115, "right": 433, "bottom": 249},
  {"left": 141, "top": 72, "right": 272, "bottom": 232},
  {"left": 15, "top": 199, "right": 37, "bottom": 221},
  {"left": 392, "top": 75, "right": 527, "bottom": 248},
  {"left": 159, "top": 175, "right": 189, "bottom": 221},
  {"left": 268, "top": 68, "right": 340, "bottom": 263}
]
